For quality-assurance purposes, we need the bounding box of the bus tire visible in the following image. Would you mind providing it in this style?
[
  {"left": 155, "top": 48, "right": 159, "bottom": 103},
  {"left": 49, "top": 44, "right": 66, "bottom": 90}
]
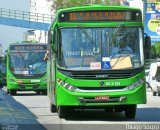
[
  {"left": 146, "top": 82, "right": 150, "bottom": 88},
  {"left": 125, "top": 105, "right": 136, "bottom": 119},
  {"left": 10, "top": 90, "right": 17, "bottom": 95},
  {"left": 57, "top": 106, "right": 66, "bottom": 118},
  {"left": 7, "top": 89, "right": 9, "bottom": 94},
  {"left": 153, "top": 92, "right": 157, "bottom": 96},
  {"left": 157, "top": 88, "right": 160, "bottom": 96},
  {"left": 42, "top": 90, "right": 47, "bottom": 95},
  {"left": 36, "top": 91, "right": 41, "bottom": 95},
  {"left": 0, "top": 84, "right": 3, "bottom": 88},
  {"left": 50, "top": 103, "right": 57, "bottom": 113}
]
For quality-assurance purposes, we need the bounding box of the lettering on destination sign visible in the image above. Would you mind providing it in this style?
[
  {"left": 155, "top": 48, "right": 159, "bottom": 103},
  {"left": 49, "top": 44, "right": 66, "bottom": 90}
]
[
  {"left": 69, "top": 11, "right": 126, "bottom": 21},
  {"left": 10, "top": 45, "right": 46, "bottom": 51},
  {"left": 59, "top": 10, "right": 141, "bottom": 22}
]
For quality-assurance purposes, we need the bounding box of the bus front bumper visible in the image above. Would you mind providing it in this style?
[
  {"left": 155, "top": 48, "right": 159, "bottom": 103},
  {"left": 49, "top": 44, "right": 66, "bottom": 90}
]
[
  {"left": 7, "top": 81, "right": 47, "bottom": 91},
  {"left": 56, "top": 84, "right": 146, "bottom": 106}
]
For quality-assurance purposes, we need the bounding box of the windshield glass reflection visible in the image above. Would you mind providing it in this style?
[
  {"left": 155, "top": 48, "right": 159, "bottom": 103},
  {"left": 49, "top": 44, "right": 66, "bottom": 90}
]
[
  {"left": 59, "top": 27, "right": 142, "bottom": 70},
  {"left": 10, "top": 51, "right": 46, "bottom": 75}
]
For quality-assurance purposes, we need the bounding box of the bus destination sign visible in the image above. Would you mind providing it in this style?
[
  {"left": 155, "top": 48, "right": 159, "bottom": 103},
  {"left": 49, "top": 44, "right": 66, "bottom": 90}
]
[
  {"left": 59, "top": 11, "right": 141, "bottom": 22},
  {"left": 10, "top": 45, "right": 47, "bottom": 51}
]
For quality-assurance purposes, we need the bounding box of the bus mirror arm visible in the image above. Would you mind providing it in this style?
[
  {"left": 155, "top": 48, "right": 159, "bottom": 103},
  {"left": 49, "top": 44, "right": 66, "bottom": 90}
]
[
  {"left": 44, "top": 49, "right": 49, "bottom": 61},
  {"left": 51, "top": 44, "right": 57, "bottom": 54},
  {"left": 144, "top": 35, "right": 151, "bottom": 59}
]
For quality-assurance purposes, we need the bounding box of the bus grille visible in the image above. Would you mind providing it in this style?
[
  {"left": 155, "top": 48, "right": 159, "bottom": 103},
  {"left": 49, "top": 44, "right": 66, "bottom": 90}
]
[
  {"left": 71, "top": 72, "right": 132, "bottom": 79},
  {"left": 19, "top": 84, "right": 39, "bottom": 89},
  {"left": 76, "top": 86, "right": 126, "bottom": 91}
]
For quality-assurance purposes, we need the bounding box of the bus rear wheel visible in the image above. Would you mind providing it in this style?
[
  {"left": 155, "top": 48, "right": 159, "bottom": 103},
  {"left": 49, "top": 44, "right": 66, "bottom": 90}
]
[{"left": 125, "top": 105, "right": 136, "bottom": 119}]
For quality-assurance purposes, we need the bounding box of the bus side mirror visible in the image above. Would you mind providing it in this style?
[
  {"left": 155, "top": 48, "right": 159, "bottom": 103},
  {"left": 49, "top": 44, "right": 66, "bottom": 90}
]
[
  {"left": 144, "top": 36, "right": 151, "bottom": 59},
  {"left": 44, "top": 50, "right": 49, "bottom": 61},
  {"left": 51, "top": 43, "right": 57, "bottom": 54}
]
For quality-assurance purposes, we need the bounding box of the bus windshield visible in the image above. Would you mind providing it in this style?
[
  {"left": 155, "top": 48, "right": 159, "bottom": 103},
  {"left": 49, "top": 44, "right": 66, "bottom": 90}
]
[
  {"left": 9, "top": 51, "right": 46, "bottom": 75},
  {"left": 59, "top": 27, "right": 143, "bottom": 70}
]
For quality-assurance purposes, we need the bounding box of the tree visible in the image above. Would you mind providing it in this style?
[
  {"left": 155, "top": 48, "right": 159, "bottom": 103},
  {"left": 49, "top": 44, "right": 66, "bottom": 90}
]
[
  {"left": 47, "top": 0, "right": 123, "bottom": 12},
  {"left": 154, "top": 42, "right": 160, "bottom": 57},
  {"left": 49, "top": 0, "right": 107, "bottom": 12},
  {"left": 151, "top": 45, "right": 157, "bottom": 58}
]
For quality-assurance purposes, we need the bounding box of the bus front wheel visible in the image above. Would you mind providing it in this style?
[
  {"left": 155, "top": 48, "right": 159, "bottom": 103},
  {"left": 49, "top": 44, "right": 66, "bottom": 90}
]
[
  {"left": 50, "top": 103, "right": 57, "bottom": 113},
  {"left": 42, "top": 90, "right": 47, "bottom": 95},
  {"left": 125, "top": 105, "right": 136, "bottom": 119},
  {"left": 153, "top": 91, "right": 157, "bottom": 96},
  {"left": 57, "top": 106, "right": 67, "bottom": 118},
  {"left": 8, "top": 89, "right": 17, "bottom": 95},
  {"left": 157, "top": 87, "right": 160, "bottom": 96}
]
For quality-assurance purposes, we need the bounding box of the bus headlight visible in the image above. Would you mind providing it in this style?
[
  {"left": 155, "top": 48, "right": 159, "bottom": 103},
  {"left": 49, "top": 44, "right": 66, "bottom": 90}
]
[
  {"left": 128, "top": 78, "right": 144, "bottom": 90},
  {"left": 43, "top": 78, "right": 47, "bottom": 82},
  {"left": 57, "top": 79, "right": 76, "bottom": 92},
  {"left": 9, "top": 76, "right": 16, "bottom": 83}
]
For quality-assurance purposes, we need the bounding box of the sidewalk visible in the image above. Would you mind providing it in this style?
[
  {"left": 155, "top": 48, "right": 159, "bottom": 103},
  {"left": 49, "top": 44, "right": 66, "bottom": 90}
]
[
  {"left": 0, "top": 88, "right": 46, "bottom": 130},
  {"left": 0, "top": 88, "right": 18, "bottom": 124},
  {"left": 0, "top": 88, "right": 5, "bottom": 101}
]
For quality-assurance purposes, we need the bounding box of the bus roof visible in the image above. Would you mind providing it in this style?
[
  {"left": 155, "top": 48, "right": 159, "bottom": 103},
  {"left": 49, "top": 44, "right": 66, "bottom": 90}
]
[
  {"left": 57, "top": 5, "right": 141, "bottom": 14},
  {"left": 9, "top": 43, "right": 47, "bottom": 46},
  {"left": 49, "top": 5, "right": 142, "bottom": 30}
]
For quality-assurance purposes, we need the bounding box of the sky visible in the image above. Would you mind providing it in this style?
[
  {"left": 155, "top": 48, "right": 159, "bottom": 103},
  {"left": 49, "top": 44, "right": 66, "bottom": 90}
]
[{"left": 0, "top": 0, "right": 29, "bottom": 53}]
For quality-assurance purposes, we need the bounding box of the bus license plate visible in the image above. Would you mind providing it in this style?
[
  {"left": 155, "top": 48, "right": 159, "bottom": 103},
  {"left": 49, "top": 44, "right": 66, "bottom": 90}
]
[{"left": 95, "top": 96, "right": 110, "bottom": 100}]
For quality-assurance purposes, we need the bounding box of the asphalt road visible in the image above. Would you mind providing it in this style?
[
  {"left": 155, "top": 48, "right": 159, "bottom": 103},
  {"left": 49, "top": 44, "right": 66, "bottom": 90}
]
[{"left": 0, "top": 87, "right": 160, "bottom": 130}]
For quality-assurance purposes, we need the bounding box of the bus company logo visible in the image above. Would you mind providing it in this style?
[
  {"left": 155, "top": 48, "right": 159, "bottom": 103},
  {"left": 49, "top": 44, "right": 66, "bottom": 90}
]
[
  {"left": 96, "top": 74, "right": 108, "bottom": 78},
  {"left": 100, "top": 81, "right": 104, "bottom": 86}
]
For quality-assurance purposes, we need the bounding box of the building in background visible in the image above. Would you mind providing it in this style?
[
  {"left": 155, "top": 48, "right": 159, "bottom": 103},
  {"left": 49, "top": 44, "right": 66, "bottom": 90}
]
[{"left": 26, "top": 0, "right": 54, "bottom": 43}]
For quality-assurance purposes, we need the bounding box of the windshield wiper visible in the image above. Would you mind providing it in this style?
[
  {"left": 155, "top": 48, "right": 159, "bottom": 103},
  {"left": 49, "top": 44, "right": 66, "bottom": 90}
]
[
  {"left": 78, "top": 25, "right": 95, "bottom": 45},
  {"left": 79, "top": 48, "right": 85, "bottom": 68},
  {"left": 110, "top": 22, "right": 126, "bottom": 47},
  {"left": 78, "top": 25, "right": 100, "bottom": 54}
]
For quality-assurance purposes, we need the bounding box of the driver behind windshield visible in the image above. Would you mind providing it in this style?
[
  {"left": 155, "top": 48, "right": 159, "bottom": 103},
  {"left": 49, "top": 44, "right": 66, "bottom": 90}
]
[{"left": 111, "top": 36, "right": 133, "bottom": 56}]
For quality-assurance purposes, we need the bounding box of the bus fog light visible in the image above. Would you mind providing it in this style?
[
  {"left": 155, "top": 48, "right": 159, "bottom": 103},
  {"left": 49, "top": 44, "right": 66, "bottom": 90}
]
[{"left": 17, "top": 80, "right": 24, "bottom": 84}]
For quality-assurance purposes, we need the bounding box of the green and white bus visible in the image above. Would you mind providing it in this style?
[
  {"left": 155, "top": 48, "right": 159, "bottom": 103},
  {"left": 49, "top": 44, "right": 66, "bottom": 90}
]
[
  {"left": 47, "top": 5, "right": 151, "bottom": 119},
  {"left": 6, "top": 43, "right": 47, "bottom": 95}
]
